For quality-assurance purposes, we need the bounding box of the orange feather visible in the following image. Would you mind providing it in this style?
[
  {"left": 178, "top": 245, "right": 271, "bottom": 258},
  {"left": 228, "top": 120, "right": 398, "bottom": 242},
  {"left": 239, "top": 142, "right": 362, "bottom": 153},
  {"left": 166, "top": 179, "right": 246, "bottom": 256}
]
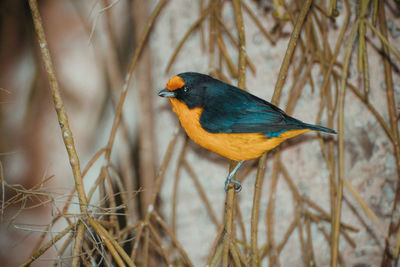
[{"left": 166, "top": 76, "right": 185, "bottom": 91}]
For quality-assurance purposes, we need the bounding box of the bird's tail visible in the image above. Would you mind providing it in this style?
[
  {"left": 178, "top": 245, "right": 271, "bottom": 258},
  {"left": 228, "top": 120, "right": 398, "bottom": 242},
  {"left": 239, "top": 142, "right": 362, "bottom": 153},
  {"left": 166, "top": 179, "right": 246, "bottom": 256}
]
[{"left": 302, "top": 122, "right": 336, "bottom": 134}]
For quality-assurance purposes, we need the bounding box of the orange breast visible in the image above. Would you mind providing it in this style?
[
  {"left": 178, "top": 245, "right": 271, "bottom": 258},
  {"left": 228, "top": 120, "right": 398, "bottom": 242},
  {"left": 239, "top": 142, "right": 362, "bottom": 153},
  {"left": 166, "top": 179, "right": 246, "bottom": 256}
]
[{"left": 169, "top": 98, "right": 310, "bottom": 161}]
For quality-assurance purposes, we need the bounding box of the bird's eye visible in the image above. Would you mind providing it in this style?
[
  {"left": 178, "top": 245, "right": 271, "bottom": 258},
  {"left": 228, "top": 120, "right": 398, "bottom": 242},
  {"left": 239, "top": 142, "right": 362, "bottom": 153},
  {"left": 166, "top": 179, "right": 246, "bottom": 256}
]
[{"left": 183, "top": 86, "right": 189, "bottom": 93}]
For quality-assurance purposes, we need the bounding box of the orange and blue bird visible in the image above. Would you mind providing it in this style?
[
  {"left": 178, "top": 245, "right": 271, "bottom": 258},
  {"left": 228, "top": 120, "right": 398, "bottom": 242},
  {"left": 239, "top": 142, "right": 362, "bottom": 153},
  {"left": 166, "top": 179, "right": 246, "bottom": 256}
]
[{"left": 159, "top": 72, "right": 336, "bottom": 192}]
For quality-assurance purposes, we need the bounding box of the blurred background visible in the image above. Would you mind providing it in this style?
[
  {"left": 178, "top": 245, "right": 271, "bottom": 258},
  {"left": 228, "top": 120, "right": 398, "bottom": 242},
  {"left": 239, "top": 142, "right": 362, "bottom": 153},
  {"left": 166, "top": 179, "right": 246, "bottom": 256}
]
[{"left": 0, "top": 0, "right": 399, "bottom": 266}]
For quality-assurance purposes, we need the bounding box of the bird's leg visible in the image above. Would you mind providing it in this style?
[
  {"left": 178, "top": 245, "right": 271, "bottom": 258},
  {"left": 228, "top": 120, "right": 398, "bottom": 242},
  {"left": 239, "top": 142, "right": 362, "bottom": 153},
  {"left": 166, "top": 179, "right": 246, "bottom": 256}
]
[{"left": 224, "top": 161, "right": 244, "bottom": 193}]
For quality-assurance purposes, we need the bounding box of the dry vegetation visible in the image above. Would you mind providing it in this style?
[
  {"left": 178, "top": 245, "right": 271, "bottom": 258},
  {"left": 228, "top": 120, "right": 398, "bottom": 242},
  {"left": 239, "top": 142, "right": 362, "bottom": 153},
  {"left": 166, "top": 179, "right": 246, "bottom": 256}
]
[{"left": 1, "top": 0, "right": 400, "bottom": 266}]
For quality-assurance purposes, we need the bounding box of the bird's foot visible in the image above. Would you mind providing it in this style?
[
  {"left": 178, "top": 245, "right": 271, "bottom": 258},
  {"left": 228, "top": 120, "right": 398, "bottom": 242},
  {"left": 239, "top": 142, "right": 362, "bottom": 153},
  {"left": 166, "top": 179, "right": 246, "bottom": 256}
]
[
  {"left": 224, "top": 177, "right": 242, "bottom": 193},
  {"left": 224, "top": 161, "right": 244, "bottom": 193}
]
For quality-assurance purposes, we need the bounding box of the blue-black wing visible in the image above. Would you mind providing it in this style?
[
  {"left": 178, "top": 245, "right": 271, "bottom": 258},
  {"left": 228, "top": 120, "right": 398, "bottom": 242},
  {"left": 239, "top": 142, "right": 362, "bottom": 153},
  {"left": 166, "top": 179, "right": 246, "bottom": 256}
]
[{"left": 199, "top": 83, "right": 334, "bottom": 137}]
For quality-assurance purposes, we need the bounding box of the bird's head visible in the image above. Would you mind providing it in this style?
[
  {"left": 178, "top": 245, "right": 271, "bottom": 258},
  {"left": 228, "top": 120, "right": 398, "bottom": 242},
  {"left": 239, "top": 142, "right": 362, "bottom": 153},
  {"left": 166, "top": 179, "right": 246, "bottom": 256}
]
[{"left": 158, "top": 72, "right": 218, "bottom": 109}]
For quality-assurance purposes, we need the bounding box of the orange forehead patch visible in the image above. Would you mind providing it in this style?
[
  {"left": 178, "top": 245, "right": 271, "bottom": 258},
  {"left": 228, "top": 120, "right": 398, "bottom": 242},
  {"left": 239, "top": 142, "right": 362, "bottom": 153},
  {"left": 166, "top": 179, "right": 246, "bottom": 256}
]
[{"left": 166, "top": 75, "right": 185, "bottom": 91}]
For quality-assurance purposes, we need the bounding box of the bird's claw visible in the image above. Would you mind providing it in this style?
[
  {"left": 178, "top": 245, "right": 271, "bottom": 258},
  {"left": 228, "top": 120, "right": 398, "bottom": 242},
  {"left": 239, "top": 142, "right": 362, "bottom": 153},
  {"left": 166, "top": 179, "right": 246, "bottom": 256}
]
[
  {"left": 233, "top": 183, "right": 242, "bottom": 193},
  {"left": 224, "top": 161, "right": 244, "bottom": 193},
  {"left": 224, "top": 178, "right": 242, "bottom": 193}
]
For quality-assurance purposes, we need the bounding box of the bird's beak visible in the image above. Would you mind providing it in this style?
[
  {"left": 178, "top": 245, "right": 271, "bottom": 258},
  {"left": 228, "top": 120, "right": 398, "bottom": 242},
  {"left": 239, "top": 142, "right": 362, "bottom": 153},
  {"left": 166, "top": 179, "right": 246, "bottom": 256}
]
[{"left": 158, "top": 88, "right": 176, "bottom": 98}]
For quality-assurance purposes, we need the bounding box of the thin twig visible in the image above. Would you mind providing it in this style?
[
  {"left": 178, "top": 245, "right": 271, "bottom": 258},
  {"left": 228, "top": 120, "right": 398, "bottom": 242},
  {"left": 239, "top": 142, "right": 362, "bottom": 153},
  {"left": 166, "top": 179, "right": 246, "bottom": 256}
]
[
  {"left": 152, "top": 211, "right": 194, "bottom": 267},
  {"left": 331, "top": 19, "right": 360, "bottom": 267},
  {"left": 165, "top": 3, "right": 213, "bottom": 73},
  {"left": 216, "top": 16, "right": 256, "bottom": 74},
  {"left": 241, "top": 0, "right": 276, "bottom": 44},
  {"left": 28, "top": 0, "right": 88, "bottom": 213},
  {"left": 183, "top": 159, "right": 220, "bottom": 228},
  {"left": 271, "top": 0, "right": 313, "bottom": 105},
  {"left": 378, "top": 1, "right": 400, "bottom": 263},
  {"left": 20, "top": 222, "right": 78, "bottom": 267},
  {"left": 72, "top": 222, "right": 86, "bottom": 267},
  {"left": 89, "top": 218, "right": 135, "bottom": 266},
  {"left": 222, "top": 1, "right": 246, "bottom": 266},
  {"left": 105, "top": 0, "right": 167, "bottom": 161},
  {"left": 171, "top": 137, "right": 188, "bottom": 234},
  {"left": 266, "top": 157, "right": 280, "bottom": 266},
  {"left": 250, "top": 116, "right": 268, "bottom": 267},
  {"left": 28, "top": 1, "right": 89, "bottom": 264},
  {"left": 366, "top": 19, "right": 400, "bottom": 61}
]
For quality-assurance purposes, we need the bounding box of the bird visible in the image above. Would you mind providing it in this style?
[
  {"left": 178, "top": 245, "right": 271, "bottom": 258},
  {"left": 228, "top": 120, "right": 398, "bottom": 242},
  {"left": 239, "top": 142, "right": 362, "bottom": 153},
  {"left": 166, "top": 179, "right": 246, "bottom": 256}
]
[{"left": 158, "top": 72, "right": 336, "bottom": 192}]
